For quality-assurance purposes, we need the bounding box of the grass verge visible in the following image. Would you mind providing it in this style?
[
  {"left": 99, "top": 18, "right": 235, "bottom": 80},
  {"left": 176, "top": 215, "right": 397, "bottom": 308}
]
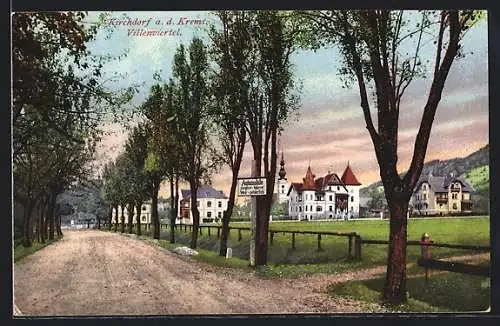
[
  {"left": 14, "top": 235, "right": 63, "bottom": 263},
  {"left": 327, "top": 269, "right": 490, "bottom": 312}
]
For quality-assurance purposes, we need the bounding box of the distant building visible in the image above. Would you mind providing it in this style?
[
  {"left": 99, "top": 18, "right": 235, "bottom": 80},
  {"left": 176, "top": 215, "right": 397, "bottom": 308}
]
[
  {"left": 287, "top": 162, "right": 362, "bottom": 220},
  {"left": 111, "top": 203, "right": 152, "bottom": 224},
  {"left": 178, "top": 186, "right": 229, "bottom": 224},
  {"left": 410, "top": 172, "right": 474, "bottom": 216}
]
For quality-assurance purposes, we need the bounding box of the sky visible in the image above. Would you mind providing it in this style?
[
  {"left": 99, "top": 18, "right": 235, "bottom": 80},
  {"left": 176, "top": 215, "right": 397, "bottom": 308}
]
[{"left": 87, "top": 11, "right": 489, "bottom": 198}]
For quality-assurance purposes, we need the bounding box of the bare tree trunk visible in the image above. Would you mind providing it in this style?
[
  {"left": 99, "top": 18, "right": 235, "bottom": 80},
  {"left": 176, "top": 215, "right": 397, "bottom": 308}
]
[
  {"left": 169, "top": 175, "right": 176, "bottom": 244},
  {"left": 38, "top": 197, "right": 46, "bottom": 243},
  {"left": 57, "top": 213, "right": 63, "bottom": 237},
  {"left": 135, "top": 202, "right": 142, "bottom": 236},
  {"left": 35, "top": 205, "right": 40, "bottom": 243},
  {"left": 383, "top": 198, "right": 409, "bottom": 303},
  {"left": 48, "top": 192, "right": 56, "bottom": 240},
  {"left": 120, "top": 205, "right": 125, "bottom": 233},
  {"left": 55, "top": 209, "right": 61, "bottom": 236},
  {"left": 21, "top": 203, "right": 35, "bottom": 247},
  {"left": 151, "top": 180, "right": 161, "bottom": 239},
  {"left": 127, "top": 203, "right": 134, "bottom": 234},
  {"left": 219, "top": 166, "right": 240, "bottom": 256},
  {"left": 189, "top": 180, "right": 200, "bottom": 249}
]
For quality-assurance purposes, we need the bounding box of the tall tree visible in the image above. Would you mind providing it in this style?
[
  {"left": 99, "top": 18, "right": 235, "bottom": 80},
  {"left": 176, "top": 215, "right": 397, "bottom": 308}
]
[
  {"left": 245, "top": 11, "right": 301, "bottom": 265},
  {"left": 208, "top": 11, "right": 253, "bottom": 256},
  {"left": 124, "top": 124, "right": 150, "bottom": 236},
  {"left": 172, "top": 38, "right": 214, "bottom": 249},
  {"left": 140, "top": 85, "right": 169, "bottom": 240},
  {"left": 294, "top": 9, "right": 482, "bottom": 303}
]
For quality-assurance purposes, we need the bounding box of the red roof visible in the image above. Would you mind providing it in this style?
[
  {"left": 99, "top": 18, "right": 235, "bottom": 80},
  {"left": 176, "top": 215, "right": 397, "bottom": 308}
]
[
  {"left": 341, "top": 163, "right": 361, "bottom": 186},
  {"left": 302, "top": 166, "right": 316, "bottom": 190}
]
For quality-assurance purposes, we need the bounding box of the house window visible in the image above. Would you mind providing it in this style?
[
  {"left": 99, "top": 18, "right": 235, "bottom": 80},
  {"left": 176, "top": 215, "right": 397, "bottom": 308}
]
[
  {"left": 423, "top": 194, "right": 427, "bottom": 200},
  {"left": 281, "top": 185, "right": 285, "bottom": 193},
  {"left": 416, "top": 195, "right": 420, "bottom": 201},
  {"left": 218, "top": 201, "right": 222, "bottom": 208},
  {"left": 142, "top": 206, "right": 147, "bottom": 211},
  {"left": 351, "top": 197, "right": 354, "bottom": 202},
  {"left": 337, "top": 186, "right": 340, "bottom": 191},
  {"left": 299, "top": 206, "right": 302, "bottom": 212},
  {"left": 305, "top": 206, "right": 308, "bottom": 212},
  {"left": 217, "top": 212, "right": 222, "bottom": 218},
  {"left": 142, "top": 216, "right": 146, "bottom": 222},
  {"left": 310, "top": 205, "right": 313, "bottom": 211},
  {"left": 422, "top": 184, "right": 426, "bottom": 190},
  {"left": 329, "top": 195, "right": 332, "bottom": 201},
  {"left": 207, "top": 201, "right": 212, "bottom": 207},
  {"left": 351, "top": 206, "right": 353, "bottom": 211},
  {"left": 207, "top": 211, "right": 212, "bottom": 218},
  {"left": 316, "top": 206, "right": 322, "bottom": 212},
  {"left": 453, "top": 203, "right": 457, "bottom": 210},
  {"left": 329, "top": 206, "right": 332, "bottom": 211}
]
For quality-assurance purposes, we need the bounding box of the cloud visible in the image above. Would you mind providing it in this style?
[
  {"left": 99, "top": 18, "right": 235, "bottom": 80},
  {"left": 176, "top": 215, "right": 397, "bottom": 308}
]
[{"left": 87, "top": 11, "right": 488, "bottom": 197}]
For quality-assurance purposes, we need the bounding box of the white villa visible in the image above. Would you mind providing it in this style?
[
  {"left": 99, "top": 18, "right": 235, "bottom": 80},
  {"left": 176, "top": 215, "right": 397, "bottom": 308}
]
[
  {"left": 286, "top": 162, "right": 362, "bottom": 220},
  {"left": 178, "top": 186, "right": 229, "bottom": 224}
]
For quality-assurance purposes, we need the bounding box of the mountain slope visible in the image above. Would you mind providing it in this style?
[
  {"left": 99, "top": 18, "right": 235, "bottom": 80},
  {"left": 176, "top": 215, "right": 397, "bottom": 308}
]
[{"left": 360, "top": 144, "right": 489, "bottom": 197}]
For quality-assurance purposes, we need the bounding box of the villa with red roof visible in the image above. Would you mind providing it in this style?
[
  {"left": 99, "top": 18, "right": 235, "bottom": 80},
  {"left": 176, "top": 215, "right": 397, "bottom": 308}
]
[{"left": 286, "top": 162, "right": 362, "bottom": 220}]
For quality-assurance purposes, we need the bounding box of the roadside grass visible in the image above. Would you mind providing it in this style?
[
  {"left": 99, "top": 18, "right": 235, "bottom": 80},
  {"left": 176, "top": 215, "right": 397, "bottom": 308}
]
[
  {"left": 103, "top": 217, "right": 490, "bottom": 312},
  {"left": 153, "top": 217, "right": 489, "bottom": 269},
  {"left": 13, "top": 235, "right": 63, "bottom": 263},
  {"left": 327, "top": 270, "right": 490, "bottom": 312},
  {"left": 103, "top": 216, "right": 489, "bottom": 278}
]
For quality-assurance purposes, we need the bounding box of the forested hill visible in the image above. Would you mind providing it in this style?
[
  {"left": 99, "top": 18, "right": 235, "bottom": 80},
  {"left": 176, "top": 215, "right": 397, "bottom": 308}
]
[{"left": 360, "top": 144, "right": 489, "bottom": 197}]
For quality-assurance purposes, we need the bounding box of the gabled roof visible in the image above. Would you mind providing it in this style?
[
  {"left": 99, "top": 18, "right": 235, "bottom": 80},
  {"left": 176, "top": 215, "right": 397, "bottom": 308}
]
[
  {"left": 287, "top": 182, "right": 303, "bottom": 196},
  {"left": 181, "top": 186, "right": 228, "bottom": 200},
  {"left": 341, "top": 163, "right": 362, "bottom": 186},
  {"left": 416, "top": 175, "right": 474, "bottom": 193}
]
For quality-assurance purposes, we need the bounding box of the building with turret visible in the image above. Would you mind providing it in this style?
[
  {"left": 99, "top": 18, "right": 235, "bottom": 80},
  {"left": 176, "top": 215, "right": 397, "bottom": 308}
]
[{"left": 286, "top": 162, "right": 362, "bottom": 220}]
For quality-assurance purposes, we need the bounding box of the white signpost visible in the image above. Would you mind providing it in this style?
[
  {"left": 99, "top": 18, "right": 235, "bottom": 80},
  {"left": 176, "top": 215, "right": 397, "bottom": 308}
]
[
  {"left": 237, "top": 178, "right": 267, "bottom": 196},
  {"left": 237, "top": 162, "right": 267, "bottom": 267}
]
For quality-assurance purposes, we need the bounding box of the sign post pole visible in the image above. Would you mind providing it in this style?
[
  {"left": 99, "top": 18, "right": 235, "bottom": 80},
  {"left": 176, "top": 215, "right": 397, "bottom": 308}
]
[
  {"left": 250, "top": 160, "right": 257, "bottom": 267},
  {"left": 236, "top": 163, "right": 266, "bottom": 267}
]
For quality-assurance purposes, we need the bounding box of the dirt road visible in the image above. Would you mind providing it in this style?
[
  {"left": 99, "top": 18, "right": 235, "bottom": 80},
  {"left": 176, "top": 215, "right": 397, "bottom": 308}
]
[{"left": 14, "top": 230, "right": 395, "bottom": 316}]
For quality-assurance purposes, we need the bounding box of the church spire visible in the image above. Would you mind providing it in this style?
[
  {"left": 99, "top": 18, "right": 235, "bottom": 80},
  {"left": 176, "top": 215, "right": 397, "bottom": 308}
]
[{"left": 278, "top": 151, "right": 286, "bottom": 180}]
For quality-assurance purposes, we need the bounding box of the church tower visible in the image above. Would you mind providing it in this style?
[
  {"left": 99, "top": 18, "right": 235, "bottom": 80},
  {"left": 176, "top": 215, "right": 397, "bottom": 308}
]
[
  {"left": 341, "top": 161, "right": 362, "bottom": 219},
  {"left": 277, "top": 152, "right": 289, "bottom": 204}
]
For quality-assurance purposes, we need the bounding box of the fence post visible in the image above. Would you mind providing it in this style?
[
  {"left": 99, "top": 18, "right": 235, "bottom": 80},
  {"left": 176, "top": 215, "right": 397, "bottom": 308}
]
[
  {"left": 317, "top": 234, "right": 322, "bottom": 251},
  {"left": 208, "top": 226, "right": 211, "bottom": 237},
  {"left": 238, "top": 229, "right": 242, "bottom": 242},
  {"left": 291, "top": 232, "right": 296, "bottom": 250},
  {"left": 199, "top": 227, "right": 202, "bottom": 235},
  {"left": 421, "top": 233, "right": 431, "bottom": 282},
  {"left": 355, "top": 234, "right": 362, "bottom": 260},
  {"left": 348, "top": 235, "right": 353, "bottom": 258},
  {"left": 217, "top": 227, "right": 220, "bottom": 239},
  {"left": 270, "top": 232, "right": 274, "bottom": 246}
]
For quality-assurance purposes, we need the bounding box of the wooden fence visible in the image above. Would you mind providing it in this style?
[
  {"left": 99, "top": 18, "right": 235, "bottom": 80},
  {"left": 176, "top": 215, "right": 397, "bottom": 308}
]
[
  {"left": 416, "top": 234, "right": 490, "bottom": 279},
  {"left": 109, "top": 223, "right": 490, "bottom": 268}
]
